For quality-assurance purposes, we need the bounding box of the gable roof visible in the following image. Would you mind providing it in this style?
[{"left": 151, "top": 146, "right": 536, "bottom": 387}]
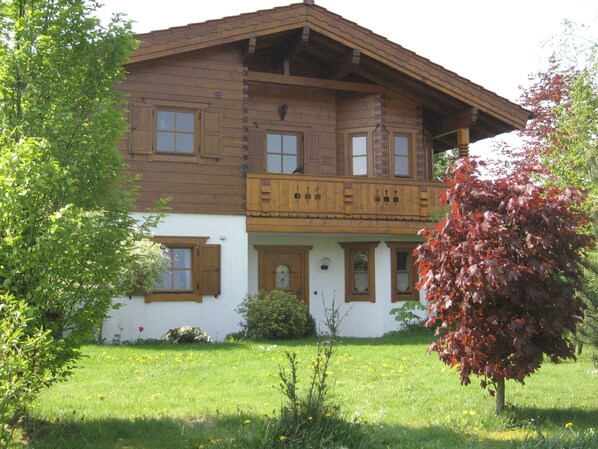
[{"left": 128, "top": 1, "right": 532, "bottom": 140}]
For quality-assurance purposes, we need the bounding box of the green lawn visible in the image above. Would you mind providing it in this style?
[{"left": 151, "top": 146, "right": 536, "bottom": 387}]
[{"left": 24, "top": 332, "right": 598, "bottom": 448}]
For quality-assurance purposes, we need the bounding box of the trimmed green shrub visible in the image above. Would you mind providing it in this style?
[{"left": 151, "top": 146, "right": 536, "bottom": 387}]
[
  {"left": 164, "top": 326, "right": 211, "bottom": 344},
  {"left": 236, "top": 290, "right": 315, "bottom": 340}
]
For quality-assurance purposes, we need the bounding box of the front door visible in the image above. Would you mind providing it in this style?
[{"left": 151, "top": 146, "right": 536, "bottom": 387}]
[{"left": 255, "top": 245, "right": 312, "bottom": 303}]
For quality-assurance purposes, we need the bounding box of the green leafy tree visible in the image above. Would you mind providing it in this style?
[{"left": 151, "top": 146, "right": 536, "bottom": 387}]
[
  {"left": 433, "top": 149, "right": 459, "bottom": 181},
  {"left": 519, "top": 22, "right": 598, "bottom": 356},
  {"left": 0, "top": 0, "right": 142, "bottom": 429}
]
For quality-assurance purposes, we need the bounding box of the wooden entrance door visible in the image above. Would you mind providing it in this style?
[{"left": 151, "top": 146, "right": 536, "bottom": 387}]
[{"left": 255, "top": 245, "right": 312, "bottom": 303}]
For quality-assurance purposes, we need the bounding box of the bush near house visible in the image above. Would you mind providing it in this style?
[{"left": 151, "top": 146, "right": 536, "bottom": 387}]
[{"left": 236, "top": 290, "right": 316, "bottom": 340}]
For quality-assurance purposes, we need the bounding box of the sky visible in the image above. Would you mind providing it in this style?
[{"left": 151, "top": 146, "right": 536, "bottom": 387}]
[{"left": 95, "top": 0, "right": 597, "bottom": 156}]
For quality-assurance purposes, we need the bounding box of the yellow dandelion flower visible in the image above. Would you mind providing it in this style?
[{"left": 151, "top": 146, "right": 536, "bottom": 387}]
[
  {"left": 325, "top": 412, "right": 332, "bottom": 417},
  {"left": 243, "top": 419, "right": 251, "bottom": 425},
  {"left": 565, "top": 422, "right": 573, "bottom": 429},
  {"left": 279, "top": 435, "right": 287, "bottom": 441},
  {"left": 308, "top": 416, "right": 313, "bottom": 421}
]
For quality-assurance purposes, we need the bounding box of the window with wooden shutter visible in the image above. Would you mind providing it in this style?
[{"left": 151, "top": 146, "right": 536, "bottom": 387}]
[
  {"left": 146, "top": 236, "right": 221, "bottom": 303},
  {"left": 129, "top": 103, "right": 154, "bottom": 155},
  {"left": 198, "top": 244, "right": 221, "bottom": 296},
  {"left": 200, "top": 109, "right": 222, "bottom": 159}
]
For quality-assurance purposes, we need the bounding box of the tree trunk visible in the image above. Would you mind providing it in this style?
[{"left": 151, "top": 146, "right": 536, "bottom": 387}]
[{"left": 495, "top": 377, "right": 505, "bottom": 414}]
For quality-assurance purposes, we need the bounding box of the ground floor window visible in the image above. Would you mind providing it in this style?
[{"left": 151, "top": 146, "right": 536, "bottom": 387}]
[
  {"left": 340, "top": 241, "right": 379, "bottom": 302},
  {"left": 146, "top": 236, "right": 221, "bottom": 302},
  {"left": 386, "top": 242, "right": 418, "bottom": 301}
]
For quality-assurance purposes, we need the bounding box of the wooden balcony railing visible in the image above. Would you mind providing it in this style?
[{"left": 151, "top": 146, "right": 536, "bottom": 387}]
[{"left": 246, "top": 173, "right": 447, "bottom": 223}]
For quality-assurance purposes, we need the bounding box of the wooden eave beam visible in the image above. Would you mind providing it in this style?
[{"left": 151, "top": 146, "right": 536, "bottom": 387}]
[
  {"left": 331, "top": 49, "right": 361, "bottom": 79},
  {"left": 431, "top": 107, "right": 478, "bottom": 138},
  {"left": 244, "top": 37, "right": 257, "bottom": 63},
  {"left": 353, "top": 66, "right": 451, "bottom": 113},
  {"left": 272, "top": 26, "right": 310, "bottom": 73},
  {"left": 247, "top": 71, "right": 381, "bottom": 93}
]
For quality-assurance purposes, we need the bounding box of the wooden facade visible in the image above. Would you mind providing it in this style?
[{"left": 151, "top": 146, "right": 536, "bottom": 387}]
[{"left": 119, "top": 0, "right": 532, "bottom": 233}]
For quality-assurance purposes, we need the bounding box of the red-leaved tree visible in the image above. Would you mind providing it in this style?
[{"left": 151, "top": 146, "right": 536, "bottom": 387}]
[{"left": 417, "top": 158, "right": 593, "bottom": 413}]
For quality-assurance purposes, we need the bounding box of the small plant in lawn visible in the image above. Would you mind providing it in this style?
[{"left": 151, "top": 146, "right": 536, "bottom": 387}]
[
  {"left": 236, "top": 290, "right": 315, "bottom": 340},
  {"left": 245, "top": 299, "right": 368, "bottom": 448},
  {"left": 320, "top": 293, "right": 350, "bottom": 340},
  {"left": 249, "top": 340, "right": 368, "bottom": 448},
  {"left": 164, "top": 326, "right": 211, "bottom": 344},
  {"left": 390, "top": 301, "right": 426, "bottom": 332}
]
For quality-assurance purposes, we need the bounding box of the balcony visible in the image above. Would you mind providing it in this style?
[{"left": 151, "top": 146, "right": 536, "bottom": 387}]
[{"left": 246, "top": 173, "right": 447, "bottom": 234}]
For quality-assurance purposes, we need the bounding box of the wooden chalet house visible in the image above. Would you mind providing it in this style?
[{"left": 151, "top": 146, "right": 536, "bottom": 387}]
[{"left": 102, "top": 1, "right": 531, "bottom": 342}]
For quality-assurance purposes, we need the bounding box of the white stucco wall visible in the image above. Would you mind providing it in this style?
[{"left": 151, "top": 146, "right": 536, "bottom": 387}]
[
  {"left": 248, "top": 234, "right": 426, "bottom": 338},
  {"left": 101, "top": 213, "right": 248, "bottom": 343}
]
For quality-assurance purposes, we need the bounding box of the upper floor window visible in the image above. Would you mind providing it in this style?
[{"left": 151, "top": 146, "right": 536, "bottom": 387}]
[
  {"left": 156, "top": 109, "right": 196, "bottom": 155},
  {"left": 392, "top": 133, "right": 411, "bottom": 177},
  {"left": 350, "top": 134, "right": 368, "bottom": 176},
  {"left": 267, "top": 132, "right": 299, "bottom": 173}
]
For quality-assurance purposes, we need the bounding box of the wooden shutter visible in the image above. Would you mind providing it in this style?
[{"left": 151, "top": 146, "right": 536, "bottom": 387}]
[
  {"left": 247, "top": 129, "right": 264, "bottom": 172},
  {"left": 304, "top": 133, "right": 320, "bottom": 175},
  {"left": 200, "top": 109, "right": 222, "bottom": 159},
  {"left": 336, "top": 132, "right": 345, "bottom": 176},
  {"left": 129, "top": 103, "right": 153, "bottom": 155},
  {"left": 198, "top": 244, "right": 221, "bottom": 296}
]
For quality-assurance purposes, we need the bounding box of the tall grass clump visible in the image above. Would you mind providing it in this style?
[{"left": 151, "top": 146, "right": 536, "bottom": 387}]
[{"left": 242, "top": 294, "right": 370, "bottom": 448}]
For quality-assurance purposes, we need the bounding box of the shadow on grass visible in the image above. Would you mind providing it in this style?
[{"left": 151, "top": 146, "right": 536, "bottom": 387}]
[
  {"left": 23, "top": 413, "right": 538, "bottom": 449},
  {"left": 504, "top": 406, "right": 598, "bottom": 429}
]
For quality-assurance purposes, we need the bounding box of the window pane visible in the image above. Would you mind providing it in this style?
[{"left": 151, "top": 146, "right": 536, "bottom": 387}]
[
  {"left": 352, "top": 135, "right": 367, "bottom": 156},
  {"left": 173, "top": 270, "right": 192, "bottom": 290},
  {"left": 267, "top": 134, "right": 282, "bottom": 153},
  {"left": 283, "top": 135, "right": 297, "bottom": 154},
  {"left": 176, "top": 112, "right": 194, "bottom": 132},
  {"left": 275, "top": 265, "right": 291, "bottom": 289},
  {"left": 396, "top": 251, "right": 410, "bottom": 270},
  {"left": 353, "top": 250, "right": 368, "bottom": 271},
  {"left": 395, "top": 156, "right": 409, "bottom": 176},
  {"left": 354, "top": 272, "right": 369, "bottom": 293},
  {"left": 394, "top": 135, "right": 409, "bottom": 156},
  {"left": 282, "top": 155, "right": 297, "bottom": 174},
  {"left": 156, "top": 269, "right": 173, "bottom": 290},
  {"left": 396, "top": 272, "right": 410, "bottom": 292},
  {"left": 172, "top": 248, "right": 192, "bottom": 268},
  {"left": 157, "top": 111, "right": 175, "bottom": 131},
  {"left": 176, "top": 133, "right": 194, "bottom": 153},
  {"left": 157, "top": 132, "right": 174, "bottom": 152},
  {"left": 267, "top": 154, "right": 282, "bottom": 173},
  {"left": 352, "top": 155, "right": 367, "bottom": 176}
]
